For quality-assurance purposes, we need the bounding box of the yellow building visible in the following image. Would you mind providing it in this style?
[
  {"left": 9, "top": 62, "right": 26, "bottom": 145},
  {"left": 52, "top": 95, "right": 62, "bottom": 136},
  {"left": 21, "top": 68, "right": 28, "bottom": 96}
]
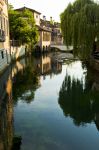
[
  {"left": 15, "top": 7, "right": 41, "bottom": 26},
  {"left": 0, "top": 0, "right": 10, "bottom": 72},
  {"left": 37, "top": 25, "right": 51, "bottom": 52}
]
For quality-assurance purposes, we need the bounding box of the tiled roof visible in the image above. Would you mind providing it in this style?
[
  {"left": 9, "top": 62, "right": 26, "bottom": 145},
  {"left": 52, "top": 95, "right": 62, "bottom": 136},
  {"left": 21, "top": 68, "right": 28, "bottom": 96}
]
[
  {"left": 36, "top": 25, "right": 52, "bottom": 32},
  {"left": 15, "top": 7, "right": 41, "bottom": 15}
]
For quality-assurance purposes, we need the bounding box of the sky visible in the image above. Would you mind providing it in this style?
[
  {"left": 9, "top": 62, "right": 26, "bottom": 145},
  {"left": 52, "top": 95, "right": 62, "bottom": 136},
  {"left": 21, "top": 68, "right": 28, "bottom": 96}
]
[{"left": 8, "top": 0, "right": 75, "bottom": 22}]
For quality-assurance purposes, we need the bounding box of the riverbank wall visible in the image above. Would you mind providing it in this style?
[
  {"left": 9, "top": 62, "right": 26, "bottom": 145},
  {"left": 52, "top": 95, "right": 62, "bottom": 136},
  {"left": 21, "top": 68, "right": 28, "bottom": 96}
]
[
  {"left": 0, "top": 49, "right": 11, "bottom": 73},
  {"left": 0, "top": 45, "right": 26, "bottom": 75},
  {"left": 10, "top": 45, "right": 26, "bottom": 61}
]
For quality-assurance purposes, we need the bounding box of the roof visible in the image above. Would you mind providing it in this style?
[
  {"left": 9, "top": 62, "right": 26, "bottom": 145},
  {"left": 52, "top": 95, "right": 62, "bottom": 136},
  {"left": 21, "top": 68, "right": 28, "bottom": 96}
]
[
  {"left": 40, "top": 19, "right": 61, "bottom": 28},
  {"left": 15, "top": 7, "right": 41, "bottom": 15},
  {"left": 36, "top": 25, "right": 52, "bottom": 32}
]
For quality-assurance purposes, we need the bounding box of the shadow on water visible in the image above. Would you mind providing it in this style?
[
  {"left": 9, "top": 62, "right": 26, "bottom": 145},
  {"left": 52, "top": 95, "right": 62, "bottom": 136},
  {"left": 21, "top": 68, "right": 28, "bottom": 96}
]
[
  {"left": 58, "top": 63, "right": 99, "bottom": 129},
  {"left": 11, "top": 136, "right": 22, "bottom": 150}
]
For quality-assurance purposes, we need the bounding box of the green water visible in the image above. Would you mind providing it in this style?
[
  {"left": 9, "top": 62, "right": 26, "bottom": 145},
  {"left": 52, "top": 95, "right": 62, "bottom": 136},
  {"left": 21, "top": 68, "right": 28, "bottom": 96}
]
[{"left": 2, "top": 53, "right": 99, "bottom": 150}]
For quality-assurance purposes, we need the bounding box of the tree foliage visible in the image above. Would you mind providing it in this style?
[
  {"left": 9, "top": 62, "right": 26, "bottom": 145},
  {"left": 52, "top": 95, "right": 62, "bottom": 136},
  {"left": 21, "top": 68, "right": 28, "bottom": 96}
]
[
  {"left": 60, "top": 0, "right": 99, "bottom": 59},
  {"left": 8, "top": 5, "right": 39, "bottom": 45}
]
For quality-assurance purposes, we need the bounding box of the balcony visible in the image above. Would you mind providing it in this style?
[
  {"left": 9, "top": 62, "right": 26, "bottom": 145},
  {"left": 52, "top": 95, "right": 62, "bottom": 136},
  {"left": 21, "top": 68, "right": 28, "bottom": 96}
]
[{"left": 0, "top": 29, "right": 6, "bottom": 42}]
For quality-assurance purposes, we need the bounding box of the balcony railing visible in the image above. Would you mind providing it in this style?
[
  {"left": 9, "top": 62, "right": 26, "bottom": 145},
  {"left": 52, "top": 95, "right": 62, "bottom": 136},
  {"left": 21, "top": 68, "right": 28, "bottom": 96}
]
[
  {"left": 10, "top": 40, "right": 22, "bottom": 47},
  {"left": 0, "top": 29, "right": 6, "bottom": 42}
]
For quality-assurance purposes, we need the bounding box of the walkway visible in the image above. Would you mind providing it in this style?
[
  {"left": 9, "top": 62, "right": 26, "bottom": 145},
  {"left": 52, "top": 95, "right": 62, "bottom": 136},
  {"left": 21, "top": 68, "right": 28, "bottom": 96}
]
[{"left": 50, "top": 44, "right": 73, "bottom": 52}]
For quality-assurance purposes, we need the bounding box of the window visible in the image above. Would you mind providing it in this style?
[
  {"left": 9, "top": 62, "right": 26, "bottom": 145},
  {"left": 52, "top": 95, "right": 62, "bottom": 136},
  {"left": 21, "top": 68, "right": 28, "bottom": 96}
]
[
  {"left": 36, "top": 15, "right": 38, "bottom": 18},
  {"left": 1, "top": 51, "right": 4, "bottom": 59},
  {"left": 4, "top": 17, "right": 5, "bottom": 31},
  {"left": 6, "top": 19, "right": 9, "bottom": 36}
]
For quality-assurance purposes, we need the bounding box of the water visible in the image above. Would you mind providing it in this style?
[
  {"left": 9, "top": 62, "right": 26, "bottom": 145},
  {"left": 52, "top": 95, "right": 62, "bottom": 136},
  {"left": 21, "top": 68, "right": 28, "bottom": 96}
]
[{"left": 1, "top": 53, "right": 99, "bottom": 150}]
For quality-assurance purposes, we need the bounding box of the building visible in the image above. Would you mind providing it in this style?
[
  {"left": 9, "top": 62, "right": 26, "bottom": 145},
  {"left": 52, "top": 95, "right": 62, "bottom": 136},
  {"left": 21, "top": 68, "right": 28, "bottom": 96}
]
[
  {"left": 36, "top": 25, "right": 51, "bottom": 52},
  {"left": 40, "top": 17, "right": 63, "bottom": 45},
  {"left": 0, "top": 0, "right": 10, "bottom": 72},
  {"left": 15, "top": 7, "right": 52, "bottom": 52},
  {"left": 15, "top": 7, "right": 63, "bottom": 52},
  {"left": 15, "top": 7, "right": 41, "bottom": 26}
]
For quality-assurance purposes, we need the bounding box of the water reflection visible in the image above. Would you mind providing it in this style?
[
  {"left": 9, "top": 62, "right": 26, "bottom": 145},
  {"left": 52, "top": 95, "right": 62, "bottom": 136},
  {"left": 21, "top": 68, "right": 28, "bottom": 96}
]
[
  {"left": 0, "top": 70, "right": 13, "bottom": 150},
  {"left": 12, "top": 60, "right": 40, "bottom": 104},
  {"left": 33, "top": 54, "right": 62, "bottom": 77},
  {"left": 0, "top": 53, "right": 62, "bottom": 150},
  {"left": 59, "top": 61, "right": 99, "bottom": 128},
  {"left": 1, "top": 54, "right": 99, "bottom": 149},
  {"left": 12, "top": 54, "right": 62, "bottom": 103}
]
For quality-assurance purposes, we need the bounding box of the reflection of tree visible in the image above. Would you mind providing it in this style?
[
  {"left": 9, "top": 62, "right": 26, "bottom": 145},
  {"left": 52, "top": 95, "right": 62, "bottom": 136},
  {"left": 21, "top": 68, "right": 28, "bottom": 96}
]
[
  {"left": 58, "top": 72, "right": 99, "bottom": 126},
  {"left": 13, "top": 65, "right": 40, "bottom": 104},
  {"left": 12, "top": 136, "right": 22, "bottom": 150}
]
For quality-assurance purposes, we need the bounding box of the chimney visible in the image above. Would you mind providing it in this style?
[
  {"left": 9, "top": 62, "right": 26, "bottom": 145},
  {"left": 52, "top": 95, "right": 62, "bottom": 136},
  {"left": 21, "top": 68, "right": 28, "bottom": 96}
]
[
  {"left": 43, "top": 15, "right": 46, "bottom": 21},
  {"left": 50, "top": 16, "right": 52, "bottom": 22}
]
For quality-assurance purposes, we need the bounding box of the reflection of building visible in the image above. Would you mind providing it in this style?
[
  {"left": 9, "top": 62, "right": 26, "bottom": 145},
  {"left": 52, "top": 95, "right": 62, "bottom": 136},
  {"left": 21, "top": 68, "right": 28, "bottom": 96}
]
[
  {"left": 33, "top": 54, "right": 62, "bottom": 76},
  {"left": 0, "top": 70, "right": 13, "bottom": 150},
  {"left": 33, "top": 55, "right": 51, "bottom": 75},
  {"left": 0, "top": 57, "right": 26, "bottom": 149},
  {"left": 0, "top": 0, "right": 10, "bottom": 72},
  {"left": 0, "top": 66, "right": 11, "bottom": 100},
  {"left": 0, "top": 95, "right": 13, "bottom": 150},
  {"left": 40, "top": 55, "right": 51, "bottom": 75},
  {"left": 51, "top": 59, "right": 62, "bottom": 74}
]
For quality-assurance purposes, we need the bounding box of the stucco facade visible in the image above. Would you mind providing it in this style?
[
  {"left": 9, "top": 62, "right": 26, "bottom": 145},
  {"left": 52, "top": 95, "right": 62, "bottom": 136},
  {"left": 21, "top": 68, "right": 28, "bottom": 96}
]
[
  {"left": 34, "top": 11, "right": 40, "bottom": 26},
  {"left": 0, "top": 0, "right": 10, "bottom": 72},
  {"left": 15, "top": 7, "right": 41, "bottom": 26},
  {"left": 37, "top": 27, "right": 51, "bottom": 51}
]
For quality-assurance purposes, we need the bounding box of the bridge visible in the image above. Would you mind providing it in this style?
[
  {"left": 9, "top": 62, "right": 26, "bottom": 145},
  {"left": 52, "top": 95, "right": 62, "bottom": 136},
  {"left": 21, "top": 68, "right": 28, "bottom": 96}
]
[{"left": 50, "top": 44, "right": 73, "bottom": 52}]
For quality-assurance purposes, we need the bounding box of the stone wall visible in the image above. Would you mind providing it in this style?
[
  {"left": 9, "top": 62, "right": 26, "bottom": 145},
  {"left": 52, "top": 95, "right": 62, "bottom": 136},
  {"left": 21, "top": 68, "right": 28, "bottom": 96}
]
[
  {"left": 0, "top": 49, "right": 10, "bottom": 72},
  {"left": 11, "top": 45, "right": 26, "bottom": 60}
]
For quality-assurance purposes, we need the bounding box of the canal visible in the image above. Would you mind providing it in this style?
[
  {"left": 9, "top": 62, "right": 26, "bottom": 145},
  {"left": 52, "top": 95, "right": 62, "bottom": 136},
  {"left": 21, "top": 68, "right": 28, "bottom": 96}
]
[{"left": 1, "top": 53, "right": 99, "bottom": 150}]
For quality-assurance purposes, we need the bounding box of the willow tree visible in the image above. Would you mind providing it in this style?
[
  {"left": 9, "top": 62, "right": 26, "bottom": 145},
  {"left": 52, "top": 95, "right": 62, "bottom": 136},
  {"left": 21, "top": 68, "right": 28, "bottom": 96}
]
[{"left": 60, "top": 0, "right": 99, "bottom": 59}]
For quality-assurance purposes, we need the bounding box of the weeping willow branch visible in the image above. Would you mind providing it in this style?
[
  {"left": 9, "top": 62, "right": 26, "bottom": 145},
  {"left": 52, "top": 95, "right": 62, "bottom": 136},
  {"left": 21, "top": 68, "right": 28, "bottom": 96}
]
[{"left": 60, "top": 0, "right": 99, "bottom": 59}]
